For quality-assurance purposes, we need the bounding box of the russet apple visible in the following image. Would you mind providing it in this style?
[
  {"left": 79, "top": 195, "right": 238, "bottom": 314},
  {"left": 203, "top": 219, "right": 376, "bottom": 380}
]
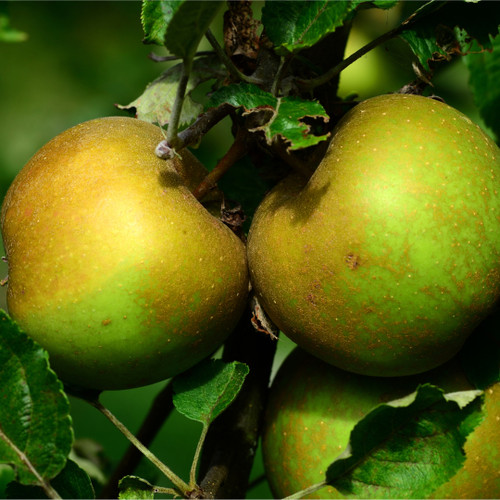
[
  {"left": 1, "top": 117, "right": 249, "bottom": 390},
  {"left": 247, "top": 94, "right": 500, "bottom": 377},
  {"left": 262, "top": 347, "right": 499, "bottom": 499}
]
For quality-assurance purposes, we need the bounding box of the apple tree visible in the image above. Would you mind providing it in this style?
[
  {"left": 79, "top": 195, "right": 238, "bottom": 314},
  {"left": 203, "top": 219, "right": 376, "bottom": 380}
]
[{"left": 0, "top": 1, "right": 499, "bottom": 499}]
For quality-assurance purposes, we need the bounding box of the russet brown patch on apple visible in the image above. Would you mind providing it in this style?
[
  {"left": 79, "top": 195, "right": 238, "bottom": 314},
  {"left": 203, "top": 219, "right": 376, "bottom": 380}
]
[{"left": 345, "top": 253, "right": 360, "bottom": 269}]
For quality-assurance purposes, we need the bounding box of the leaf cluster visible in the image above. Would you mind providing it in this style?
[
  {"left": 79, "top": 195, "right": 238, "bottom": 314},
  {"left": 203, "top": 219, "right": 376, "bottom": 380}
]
[
  {"left": 1, "top": 1, "right": 500, "bottom": 499},
  {"left": 0, "top": 305, "right": 497, "bottom": 498},
  {"left": 126, "top": 0, "right": 500, "bottom": 158}
]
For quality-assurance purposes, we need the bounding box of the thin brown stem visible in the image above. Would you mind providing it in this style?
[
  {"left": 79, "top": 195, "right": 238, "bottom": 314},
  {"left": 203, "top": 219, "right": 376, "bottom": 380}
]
[
  {"left": 167, "top": 58, "right": 193, "bottom": 148},
  {"left": 156, "top": 104, "right": 234, "bottom": 159},
  {"left": 153, "top": 486, "right": 179, "bottom": 496},
  {"left": 271, "top": 54, "right": 294, "bottom": 97},
  {"left": 177, "top": 104, "right": 234, "bottom": 149},
  {"left": 88, "top": 398, "right": 189, "bottom": 495},
  {"left": 148, "top": 51, "right": 214, "bottom": 63},
  {"left": 189, "top": 424, "right": 209, "bottom": 488},
  {"left": 192, "top": 127, "right": 247, "bottom": 201},
  {"left": 98, "top": 382, "right": 174, "bottom": 499},
  {"left": 205, "top": 28, "right": 263, "bottom": 85},
  {"left": 197, "top": 305, "right": 279, "bottom": 498},
  {"left": 297, "top": 29, "right": 398, "bottom": 91}
]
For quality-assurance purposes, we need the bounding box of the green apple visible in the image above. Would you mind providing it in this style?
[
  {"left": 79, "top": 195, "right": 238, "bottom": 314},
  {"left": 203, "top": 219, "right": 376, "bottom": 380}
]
[
  {"left": 247, "top": 94, "right": 500, "bottom": 377},
  {"left": 430, "top": 383, "right": 499, "bottom": 499},
  {"left": 262, "top": 347, "right": 499, "bottom": 499},
  {"left": 1, "top": 117, "right": 249, "bottom": 390}
]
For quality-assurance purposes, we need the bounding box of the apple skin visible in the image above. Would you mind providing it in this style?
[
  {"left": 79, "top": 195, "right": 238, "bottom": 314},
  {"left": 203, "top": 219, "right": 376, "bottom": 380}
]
[
  {"left": 262, "top": 347, "right": 499, "bottom": 499},
  {"left": 429, "top": 383, "right": 499, "bottom": 499},
  {"left": 247, "top": 94, "right": 500, "bottom": 377},
  {"left": 1, "top": 117, "right": 249, "bottom": 390}
]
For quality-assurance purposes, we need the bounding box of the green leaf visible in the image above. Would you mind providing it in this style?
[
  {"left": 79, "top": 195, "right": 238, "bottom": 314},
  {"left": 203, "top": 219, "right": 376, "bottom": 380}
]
[
  {"left": 117, "top": 55, "right": 225, "bottom": 128},
  {"left": 141, "top": 1, "right": 223, "bottom": 59},
  {"left": 164, "top": 0, "right": 223, "bottom": 60},
  {"left": 326, "top": 384, "right": 483, "bottom": 499},
  {"left": 205, "top": 82, "right": 277, "bottom": 111},
  {"left": 172, "top": 359, "right": 249, "bottom": 426},
  {"left": 0, "top": 4, "right": 27, "bottom": 43},
  {"left": 6, "top": 460, "right": 94, "bottom": 499},
  {"left": 372, "top": 0, "right": 399, "bottom": 7},
  {"left": 262, "top": 0, "right": 396, "bottom": 54},
  {"left": 0, "top": 311, "right": 73, "bottom": 485},
  {"left": 258, "top": 95, "right": 330, "bottom": 150},
  {"left": 141, "top": 0, "right": 169, "bottom": 46},
  {"left": 465, "top": 35, "right": 500, "bottom": 143},
  {"left": 118, "top": 476, "right": 155, "bottom": 500},
  {"left": 205, "top": 82, "right": 330, "bottom": 150},
  {"left": 400, "top": 1, "right": 500, "bottom": 70}
]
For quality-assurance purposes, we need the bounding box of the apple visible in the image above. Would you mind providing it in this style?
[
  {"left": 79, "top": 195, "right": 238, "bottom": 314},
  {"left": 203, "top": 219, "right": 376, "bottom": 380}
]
[
  {"left": 247, "top": 94, "right": 500, "bottom": 377},
  {"left": 1, "top": 116, "right": 249, "bottom": 390},
  {"left": 262, "top": 347, "right": 499, "bottom": 499}
]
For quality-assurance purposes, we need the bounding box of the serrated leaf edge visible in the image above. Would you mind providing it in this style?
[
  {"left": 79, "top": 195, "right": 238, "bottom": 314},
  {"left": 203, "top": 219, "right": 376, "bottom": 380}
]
[{"left": 327, "top": 385, "right": 484, "bottom": 487}]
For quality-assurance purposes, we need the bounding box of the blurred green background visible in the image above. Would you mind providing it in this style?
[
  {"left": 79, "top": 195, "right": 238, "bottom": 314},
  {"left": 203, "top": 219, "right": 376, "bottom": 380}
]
[{"left": 0, "top": 2, "right": 491, "bottom": 498}]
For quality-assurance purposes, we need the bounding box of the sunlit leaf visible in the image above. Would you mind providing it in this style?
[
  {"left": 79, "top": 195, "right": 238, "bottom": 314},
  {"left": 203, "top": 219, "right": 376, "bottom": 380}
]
[
  {"left": 205, "top": 82, "right": 330, "bottom": 150},
  {"left": 257, "top": 95, "right": 330, "bottom": 150},
  {"left": 262, "top": 0, "right": 397, "bottom": 54},
  {"left": 117, "top": 55, "right": 224, "bottom": 128},
  {"left": 118, "top": 476, "right": 155, "bottom": 500},
  {"left": 205, "top": 82, "right": 276, "bottom": 111},
  {"left": 400, "top": 1, "right": 500, "bottom": 70}
]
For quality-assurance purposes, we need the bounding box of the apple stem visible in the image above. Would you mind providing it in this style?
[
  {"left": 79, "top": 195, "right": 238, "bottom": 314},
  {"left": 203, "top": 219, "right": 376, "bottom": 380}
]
[
  {"left": 98, "top": 381, "right": 175, "bottom": 499},
  {"left": 166, "top": 57, "right": 193, "bottom": 149},
  {"left": 156, "top": 104, "right": 234, "bottom": 160},
  {"left": 178, "top": 104, "right": 234, "bottom": 149},
  {"left": 189, "top": 423, "right": 210, "bottom": 487},
  {"left": 151, "top": 486, "right": 180, "bottom": 496},
  {"left": 88, "top": 398, "right": 190, "bottom": 496},
  {"left": 148, "top": 50, "right": 214, "bottom": 63},
  {"left": 196, "top": 308, "right": 279, "bottom": 498},
  {"left": 271, "top": 54, "right": 293, "bottom": 97},
  {"left": 192, "top": 126, "right": 247, "bottom": 201}
]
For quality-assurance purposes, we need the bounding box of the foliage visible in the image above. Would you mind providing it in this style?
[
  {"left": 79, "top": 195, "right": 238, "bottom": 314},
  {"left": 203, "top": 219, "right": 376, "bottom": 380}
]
[
  {"left": 465, "top": 34, "right": 500, "bottom": 141},
  {"left": 325, "top": 385, "right": 483, "bottom": 499},
  {"left": 204, "top": 82, "right": 330, "bottom": 150},
  {"left": 0, "top": 1, "right": 499, "bottom": 499}
]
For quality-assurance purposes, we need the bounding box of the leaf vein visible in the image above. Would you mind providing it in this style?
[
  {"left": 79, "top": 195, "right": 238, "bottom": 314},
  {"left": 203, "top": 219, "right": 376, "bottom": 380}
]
[{"left": 296, "top": 2, "right": 330, "bottom": 46}]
